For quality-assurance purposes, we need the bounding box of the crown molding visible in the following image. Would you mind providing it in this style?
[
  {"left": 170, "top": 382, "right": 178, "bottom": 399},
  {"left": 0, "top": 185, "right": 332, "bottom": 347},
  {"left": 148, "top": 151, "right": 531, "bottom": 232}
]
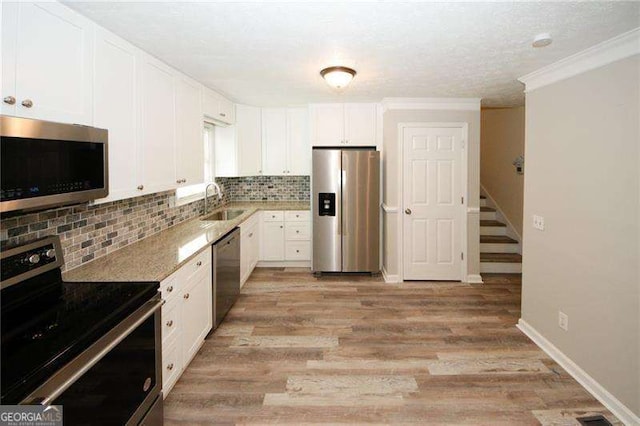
[
  {"left": 381, "top": 97, "right": 481, "bottom": 112},
  {"left": 519, "top": 27, "right": 640, "bottom": 93}
]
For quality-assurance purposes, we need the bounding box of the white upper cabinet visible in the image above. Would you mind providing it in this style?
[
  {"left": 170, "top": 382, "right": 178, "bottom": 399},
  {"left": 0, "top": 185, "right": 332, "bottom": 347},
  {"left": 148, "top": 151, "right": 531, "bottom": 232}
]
[
  {"left": 344, "top": 103, "right": 377, "bottom": 146},
  {"left": 236, "top": 104, "right": 262, "bottom": 176},
  {"left": 1, "top": 2, "right": 94, "bottom": 124},
  {"left": 287, "top": 108, "right": 311, "bottom": 175},
  {"left": 310, "top": 103, "right": 378, "bottom": 147},
  {"left": 262, "top": 108, "right": 288, "bottom": 175},
  {"left": 203, "top": 87, "right": 235, "bottom": 125},
  {"left": 310, "top": 104, "right": 344, "bottom": 146},
  {"left": 261, "top": 107, "right": 310, "bottom": 176},
  {"left": 139, "top": 54, "right": 176, "bottom": 194},
  {"left": 175, "top": 76, "right": 204, "bottom": 187},
  {"left": 93, "top": 27, "right": 139, "bottom": 203}
]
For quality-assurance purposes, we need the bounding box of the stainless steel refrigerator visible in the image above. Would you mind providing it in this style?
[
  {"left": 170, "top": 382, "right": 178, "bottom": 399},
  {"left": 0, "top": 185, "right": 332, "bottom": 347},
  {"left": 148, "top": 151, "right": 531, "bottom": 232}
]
[{"left": 312, "top": 148, "right": 380, "bottom": 273}]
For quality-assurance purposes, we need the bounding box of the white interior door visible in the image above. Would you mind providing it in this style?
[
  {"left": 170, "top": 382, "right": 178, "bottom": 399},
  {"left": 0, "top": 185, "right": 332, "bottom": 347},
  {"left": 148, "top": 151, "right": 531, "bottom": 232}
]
[{"left": 403, "top": 125, "right": 464, "bottom": 280}]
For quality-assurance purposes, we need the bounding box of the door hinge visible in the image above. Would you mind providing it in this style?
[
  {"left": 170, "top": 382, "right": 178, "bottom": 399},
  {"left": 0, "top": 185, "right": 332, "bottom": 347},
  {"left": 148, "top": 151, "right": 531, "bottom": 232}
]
[
  {"left": 461, "top": 252, "right": 464, "bottom": 260},
  {"left": 461, "top": 196, "right": 464, "bottom": 204}
]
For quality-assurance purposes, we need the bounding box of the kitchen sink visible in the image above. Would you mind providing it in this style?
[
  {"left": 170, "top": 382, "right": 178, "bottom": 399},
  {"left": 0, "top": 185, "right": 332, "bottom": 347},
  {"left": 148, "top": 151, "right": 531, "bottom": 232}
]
[{"left": 201, "top": 209, "right": 245, "bottom": 221}]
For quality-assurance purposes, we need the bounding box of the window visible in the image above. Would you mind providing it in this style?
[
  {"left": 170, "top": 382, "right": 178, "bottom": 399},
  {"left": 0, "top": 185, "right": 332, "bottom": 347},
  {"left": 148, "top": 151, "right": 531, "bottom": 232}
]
[{"left": 175, "top": 123, "right": 215, "bottom": 204}]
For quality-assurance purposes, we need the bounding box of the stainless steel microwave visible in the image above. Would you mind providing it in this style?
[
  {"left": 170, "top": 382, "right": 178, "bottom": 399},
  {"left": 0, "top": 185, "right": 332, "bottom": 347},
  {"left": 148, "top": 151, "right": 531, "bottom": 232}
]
[{"left": 1, "top": 116, "right": 108, "bottom": 213}]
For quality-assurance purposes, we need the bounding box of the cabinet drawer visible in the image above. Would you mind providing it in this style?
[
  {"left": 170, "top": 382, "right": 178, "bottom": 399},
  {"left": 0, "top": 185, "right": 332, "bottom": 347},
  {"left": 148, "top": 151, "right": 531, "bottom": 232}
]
[
  {"left": 263, "top": 210, "right": 284, "bottom": 222},
  {"left": 285, "top": 222, "right": 310, "bottom": 241},
  {"left": 162, "top": 336, "right": 182, "bottom": 394},
  {"left": 284, "top": 210, "right": 310, "bottom": 222},
  {"left": 285, "top": 241, "right": 311, "bottom": 261},
  {"left": 160, "top": 275, "right": 178, "bottom": 302},
  {"left": 184, "top": 248, "right": 211, "bottom": 279},
  {"left": 161, "top": 301, "right": 179, "bottom": 344}
]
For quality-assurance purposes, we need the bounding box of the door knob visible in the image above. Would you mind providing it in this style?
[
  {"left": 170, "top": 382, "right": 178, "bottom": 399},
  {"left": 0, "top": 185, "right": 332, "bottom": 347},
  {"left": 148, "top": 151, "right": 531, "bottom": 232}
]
[
  {"left": 3, "top": 96, "right": 16, "bottom": 105},
  {"left": 21, "top": 99, "right": 33, "bottom": 108},
  {"left": 405, "top": 208, "right": 412, "bottom": 215}
]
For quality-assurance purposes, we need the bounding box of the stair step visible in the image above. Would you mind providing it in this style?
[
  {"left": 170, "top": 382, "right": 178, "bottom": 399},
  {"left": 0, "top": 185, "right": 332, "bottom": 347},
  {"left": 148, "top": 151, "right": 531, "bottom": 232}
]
[
  {"left": 480, "top": 235, "right": 518, "bottom": 244},
  {"left": 480, "top": 262, "right": 522, "bottom": 273},
  {"left": 480, "top": 220, "right": 506, "bottom": 227},
  {"left": 480, "top": 207, "right": 495, "bottom": 212},
  {"left": 481, "top": 252, "right": 522, "bottom": 263}
]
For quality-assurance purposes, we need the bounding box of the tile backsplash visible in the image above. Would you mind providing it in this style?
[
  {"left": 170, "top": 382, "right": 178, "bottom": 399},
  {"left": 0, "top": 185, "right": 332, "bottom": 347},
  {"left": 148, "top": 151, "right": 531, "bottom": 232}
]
[
  {"left": 218, "top": 175, "right": 310, "bottom": 202},
  {"left": 0, "top": 175, "right": 309, "bottom": 271}
]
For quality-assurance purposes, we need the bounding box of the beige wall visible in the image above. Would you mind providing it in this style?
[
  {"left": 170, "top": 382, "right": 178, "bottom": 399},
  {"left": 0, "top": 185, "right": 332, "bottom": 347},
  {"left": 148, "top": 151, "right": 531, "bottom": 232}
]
[
  {"left": 522, "top": 55, "right": 639, "bottom": 416},
  {"left": 481, "top": 107, "right": 525, "bottom": 236},
  {"left": 382, "top": 108, "right": 481, "bottom": 280}
]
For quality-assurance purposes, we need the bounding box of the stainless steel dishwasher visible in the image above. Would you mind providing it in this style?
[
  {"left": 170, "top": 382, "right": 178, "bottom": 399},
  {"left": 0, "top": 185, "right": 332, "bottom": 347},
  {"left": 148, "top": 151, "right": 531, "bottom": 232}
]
[{"left": 210, "top": 228, "right": 241, "bottom": 333}]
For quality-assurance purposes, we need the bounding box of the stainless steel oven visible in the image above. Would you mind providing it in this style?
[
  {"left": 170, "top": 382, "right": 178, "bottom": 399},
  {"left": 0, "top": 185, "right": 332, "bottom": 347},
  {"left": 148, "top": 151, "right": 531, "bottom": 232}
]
[
  {"left": 0, "top": 115, "right": 108, "bottom": 213},
  {"left": 1, "top": 236, "right": 163, "bottom": 425}
]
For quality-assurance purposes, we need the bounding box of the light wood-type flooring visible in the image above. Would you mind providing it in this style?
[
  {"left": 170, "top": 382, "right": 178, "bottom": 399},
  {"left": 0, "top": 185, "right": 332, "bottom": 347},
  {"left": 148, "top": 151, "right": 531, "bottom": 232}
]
[{"left": 164, "top": 269, "right": 619, "bottom": 425}]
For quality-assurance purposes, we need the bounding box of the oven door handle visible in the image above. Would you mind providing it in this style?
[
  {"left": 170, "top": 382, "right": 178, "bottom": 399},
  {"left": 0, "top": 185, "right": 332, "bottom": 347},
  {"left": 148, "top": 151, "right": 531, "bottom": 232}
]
[{"left": 22, "top": 297, "right": 164, "bottom": 406}]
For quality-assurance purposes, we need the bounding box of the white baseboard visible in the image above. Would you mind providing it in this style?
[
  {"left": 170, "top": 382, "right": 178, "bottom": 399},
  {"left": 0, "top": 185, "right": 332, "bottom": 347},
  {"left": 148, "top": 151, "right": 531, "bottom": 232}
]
[
  {"left": 517, "top": 319, "right": 639, "bottom": 426},
  {"left": 466, "top": 274, "right": 484, "bottom": 284},
  {"left": 256, "top": 261, "right": 311, "bottom": 268},
  {"left": 381, "top": 266, "right": 400, "bottom": 283}
]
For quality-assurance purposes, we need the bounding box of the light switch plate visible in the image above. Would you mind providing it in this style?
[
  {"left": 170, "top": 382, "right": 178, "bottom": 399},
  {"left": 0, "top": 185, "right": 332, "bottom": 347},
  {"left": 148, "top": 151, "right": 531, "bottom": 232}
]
[
  {"left": 558, "top": 311, "right": 569, "bottom": 331},
  {"left": 533, "top": 215, "right": 545, "bottom": 230}
]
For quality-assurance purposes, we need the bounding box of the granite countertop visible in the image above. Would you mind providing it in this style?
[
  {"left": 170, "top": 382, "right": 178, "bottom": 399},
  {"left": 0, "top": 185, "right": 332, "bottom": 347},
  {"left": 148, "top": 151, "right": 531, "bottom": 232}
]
[{"left": 63, "top": 201, "right": 310, "bottom": 283}]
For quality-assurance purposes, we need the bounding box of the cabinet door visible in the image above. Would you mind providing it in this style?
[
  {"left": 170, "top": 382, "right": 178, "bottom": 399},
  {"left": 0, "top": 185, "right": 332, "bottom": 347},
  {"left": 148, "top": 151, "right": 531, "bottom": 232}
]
[
  {"left": 139, "top": 54, "right": 176, "bottom": 194},
  {"left": 236, "top": 104, "right": 262, "bottom": 176},
  {"left": 1, "top": 3, "right": 18, "bottom": 116},
  {"left": 262, "top": 108, "right": 288, "bottom": 175},
  {"left": 93, "top": 27, "right": 138, "bottom": 203},
  {"left": 260, "top": 221, "right": 285, "bottom": 261},
  {"left": 214, "top": 125, "right": 237, "bottom": 177},
  {"left": 181, "top": 267, "right": 212, "bottom": 366},
  {"left": 175, "top": 76, "right": 204, "bottom": 187},
  {"left": 4, "top": 2, "right": 93, "bottom": 124},
  {"left": 311, "top": 104, "right": 344, "bottom": 146},
  {"left": 344, "top": 103, "right": 377, "bottom": 146},
  {"left": 202, "top": 88, "right": 220, "bottom": 121},
  {"left": 240, "top": 221, "right": 259, "bottom": 285},
  {"left": 218, "top": 96, "right": 235, "bottom": 124},
  {"left": 287, "top": 107, "right": 310, "bottom": 175}
]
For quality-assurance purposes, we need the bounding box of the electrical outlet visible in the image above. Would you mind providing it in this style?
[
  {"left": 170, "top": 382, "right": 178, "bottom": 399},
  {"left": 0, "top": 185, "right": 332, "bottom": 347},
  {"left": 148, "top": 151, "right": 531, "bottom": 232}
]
[
  {"left": 558, "top": 311, "right": 569, "bottom": 331},
  {"left": 533, "top": 214, "right": 545, "bottom": 230}
]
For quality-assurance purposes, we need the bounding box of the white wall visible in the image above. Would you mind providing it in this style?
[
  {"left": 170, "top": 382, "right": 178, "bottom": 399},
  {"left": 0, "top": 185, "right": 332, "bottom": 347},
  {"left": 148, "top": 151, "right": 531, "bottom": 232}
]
[
  {"left": 382, "top": 107, "right": 481, "bottom": 281},
  {"left": 521, "top": 54, "right": 640, "bottom": 418}
]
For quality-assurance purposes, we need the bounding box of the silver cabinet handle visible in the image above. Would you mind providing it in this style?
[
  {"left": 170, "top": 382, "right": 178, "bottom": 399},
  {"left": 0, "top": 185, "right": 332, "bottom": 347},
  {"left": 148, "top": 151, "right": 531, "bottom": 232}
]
[
  {"left": 21, "top": 99, "right": 33, "bottom": 108},
  {"left": 3, "top": 96, "right": 16, "bottom": 105},
  {"left": 176, "top": 179, "right": 181, "bottom": 184},
  {"left": 258, "top": 170, "right": 262, "bottom": 174},
  {"left": 167, "top": 363, "right": 174, "bottom": 371},
  {"left": 248, "top": 232, "right": 253, "bottom": 238},
  {"left": 279, "top": 225, "right": 283, "bottom": 229},
  {"left": 196, "top": 261, "right": 202, "bottom": 267},
  {"left": 184, "top": 293, "right": 190, "bottom": 299},
  {"left": 220, "top": 112, "right": 226, "bottom": 117},
  {"left": 137, "top": 185, "right": 144, "bottom": 190},
  {"left": 296, "top": 230, "right": 300, "bottom": 233},
  {"left": 405, "top": 208, "right": 412, "bottom": 215},
  {"left": 296, "top": 249, "right": 300, "bottom": 253},
  {"left": 166, "top": 320, "right": 173, "bottom": 327},
  {"left": 166, "top": 286, "right": 173, "bottom": 293}
]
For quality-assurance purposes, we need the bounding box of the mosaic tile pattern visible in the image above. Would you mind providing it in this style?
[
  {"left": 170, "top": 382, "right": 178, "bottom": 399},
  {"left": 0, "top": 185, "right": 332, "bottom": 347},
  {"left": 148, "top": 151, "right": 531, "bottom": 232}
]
[
  {"left": 0, "top": 175, "right": 309, "bottom": 271},
  {"left": 219, "top": 175, "right": 310, "bottom": 202},
  {"left": 0, "top": 189, "right": 227, "bottom": 271}
]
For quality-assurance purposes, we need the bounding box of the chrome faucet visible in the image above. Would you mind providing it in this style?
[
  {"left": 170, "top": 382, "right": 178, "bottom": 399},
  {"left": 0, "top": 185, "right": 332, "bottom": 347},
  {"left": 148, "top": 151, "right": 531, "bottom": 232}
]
[{"left": 204, "top": 182, "right": 223, "bottom": 215}]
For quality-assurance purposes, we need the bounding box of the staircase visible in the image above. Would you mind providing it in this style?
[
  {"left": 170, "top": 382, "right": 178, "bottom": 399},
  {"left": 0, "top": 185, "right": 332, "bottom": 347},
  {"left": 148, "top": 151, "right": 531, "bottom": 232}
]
[{"left": 480, "top": 195, "right": 522, "bottom": 274}]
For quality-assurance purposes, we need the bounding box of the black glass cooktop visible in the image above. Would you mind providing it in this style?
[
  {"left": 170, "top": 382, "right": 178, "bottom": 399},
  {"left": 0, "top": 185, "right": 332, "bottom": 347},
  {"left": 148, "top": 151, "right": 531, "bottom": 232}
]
[{"left": 0, "top": 269, "right": 158, "bottom": 404}]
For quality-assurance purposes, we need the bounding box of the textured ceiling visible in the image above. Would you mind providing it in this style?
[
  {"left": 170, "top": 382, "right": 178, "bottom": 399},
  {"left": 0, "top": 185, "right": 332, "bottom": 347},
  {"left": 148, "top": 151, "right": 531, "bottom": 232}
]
[{"left": 64, "top": 1, "right": 640, "bottom": 107}]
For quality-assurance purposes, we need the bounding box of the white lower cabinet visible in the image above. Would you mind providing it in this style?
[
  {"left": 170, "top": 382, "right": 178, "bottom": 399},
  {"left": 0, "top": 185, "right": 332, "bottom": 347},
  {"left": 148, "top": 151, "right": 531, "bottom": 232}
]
[
  {"left": 160, "top": 246, "right": 212, "bottom": 397},
  {"left": 260, "top": 210, "right": 310, "bottom": 264},
  {"left": 240, "top": 213, "right": 260, "bottom": 286}
]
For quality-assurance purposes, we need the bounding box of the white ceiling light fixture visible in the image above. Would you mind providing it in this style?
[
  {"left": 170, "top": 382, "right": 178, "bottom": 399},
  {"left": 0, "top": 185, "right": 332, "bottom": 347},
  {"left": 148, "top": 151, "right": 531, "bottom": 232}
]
[
  {"left": 532, "top": 33, "right": 553, "bottom": 48},
  {"left": 320, "top": 66, "right": 357, "bottom": 89}
]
